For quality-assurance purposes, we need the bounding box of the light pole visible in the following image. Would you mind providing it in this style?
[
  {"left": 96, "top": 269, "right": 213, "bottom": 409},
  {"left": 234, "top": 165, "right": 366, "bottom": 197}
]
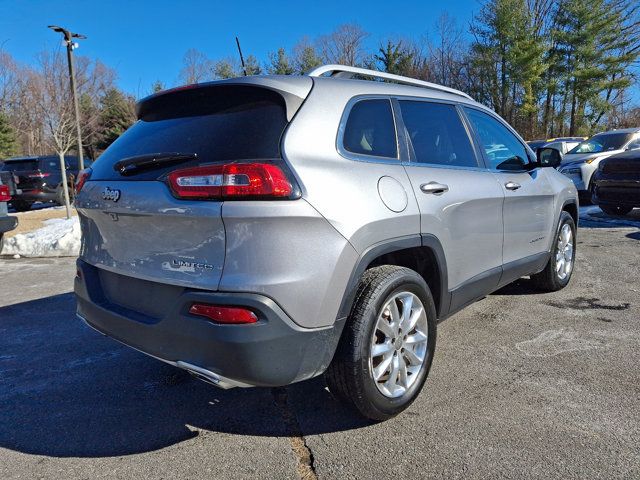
[{"left": 48, "top": 25, "right": 86, "bottom": 171}]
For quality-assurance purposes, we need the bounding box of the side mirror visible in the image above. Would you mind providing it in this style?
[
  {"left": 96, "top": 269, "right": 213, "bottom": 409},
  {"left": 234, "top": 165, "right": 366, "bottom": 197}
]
[{"left": 537, "top": 147, "right": 562, "bottom": 168}]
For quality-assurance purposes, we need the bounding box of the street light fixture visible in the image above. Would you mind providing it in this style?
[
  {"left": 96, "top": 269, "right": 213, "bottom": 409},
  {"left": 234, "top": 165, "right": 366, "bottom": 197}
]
[{"left": 48, "top": 25, "right": 87, "bottom": 171}]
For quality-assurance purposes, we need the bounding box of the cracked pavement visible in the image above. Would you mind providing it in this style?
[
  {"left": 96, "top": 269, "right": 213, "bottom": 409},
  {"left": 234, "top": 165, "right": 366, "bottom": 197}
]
[{"left": 0, "top": 207, "right": 639, "bottom": 479}]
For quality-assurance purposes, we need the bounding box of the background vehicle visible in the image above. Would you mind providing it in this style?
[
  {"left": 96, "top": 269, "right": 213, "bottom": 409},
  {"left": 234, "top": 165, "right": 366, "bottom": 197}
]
[
  {"left": 0, "top": 175, "right": 18, "bottom": 251},
  {"left": 526, "top": 137, "right": 585, "bottom": 155},
  {"left": 591, "top": 150, "right": 640, "bottom": 216},
  {"left": 0, "top": 155, "right": 88, "bottom": 211},
  {"left": 558, "top": 128, "right": 640, "bottom": 201},
  {"left": 543, "top": 138, "right": 583, "bottom": 155},
  {"left": 74, "top": 65, "right": 578, "bottom": 421}
]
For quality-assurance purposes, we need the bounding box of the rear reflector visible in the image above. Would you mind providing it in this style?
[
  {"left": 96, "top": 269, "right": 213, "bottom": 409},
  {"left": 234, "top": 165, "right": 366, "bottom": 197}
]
[
  {"left": 167, "top": 163, "right": 293, "bottom": 200},
  {"left": 189, "top": 304, "right": 258, "bottom": 324},
  {"left": 75, "top": 168, "right": 92, "bottom": 194},
  {"left": 0, "top": 185, "right": 10, "bottom": 202}
]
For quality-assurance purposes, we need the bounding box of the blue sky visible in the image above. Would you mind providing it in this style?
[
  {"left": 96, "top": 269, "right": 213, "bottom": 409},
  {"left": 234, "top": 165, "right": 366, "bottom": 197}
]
[{"left": 1, "top": 0, "right": 480, "bottom": 97}]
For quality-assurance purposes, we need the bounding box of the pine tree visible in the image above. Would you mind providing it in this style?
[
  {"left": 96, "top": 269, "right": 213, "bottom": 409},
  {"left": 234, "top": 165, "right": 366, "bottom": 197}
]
[
  {"left": 96, "top": 88, "right": 136, "bottom": 151},
  {"left": 244, "top": 55, "right": 262, "bottom": 75},
  {"left": 554, "top": 0, "right": 639, "bottom": 134},
  {"left": 293, "top": 44, "right": 322, "bottom": 74},
  {"left": 0, "top": 112, "right": 18, "bottom": 160},
  {"left": 375, "top": 41, "right": 414, "bottom": 76},
  {"left": 214, "top": 59, "right": 240, "bottom": 79},
  {"left": 267, "top": 48, "right": 295, "bottom": 75}
]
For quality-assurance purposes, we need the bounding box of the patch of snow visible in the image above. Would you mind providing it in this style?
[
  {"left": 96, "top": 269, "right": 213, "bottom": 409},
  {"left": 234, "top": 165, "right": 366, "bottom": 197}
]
[{"left": 1, "top": 217, "right": 80, "bottom": 257}]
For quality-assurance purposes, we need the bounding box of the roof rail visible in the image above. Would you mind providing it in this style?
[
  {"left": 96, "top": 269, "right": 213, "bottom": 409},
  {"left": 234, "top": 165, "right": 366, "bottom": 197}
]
[{"left": 307, "top": 64, "right": 472, "bottom": 100}]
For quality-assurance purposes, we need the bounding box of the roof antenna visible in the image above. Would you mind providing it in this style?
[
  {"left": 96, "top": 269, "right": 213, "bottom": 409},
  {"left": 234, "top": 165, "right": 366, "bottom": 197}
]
[{"left": 235, "top": 36, "right": 247, "bottom": 76}]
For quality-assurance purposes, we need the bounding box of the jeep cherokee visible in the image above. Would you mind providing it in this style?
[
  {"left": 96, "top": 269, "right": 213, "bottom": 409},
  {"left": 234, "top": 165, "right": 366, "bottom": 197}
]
[{"left": 74, "top": 65, "right": 578, "bottom": 420}]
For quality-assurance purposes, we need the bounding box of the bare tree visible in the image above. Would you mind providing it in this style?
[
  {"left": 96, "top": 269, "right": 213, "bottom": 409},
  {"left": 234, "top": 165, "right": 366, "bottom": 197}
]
[
  {"left": 317, "top": 24, "right": 369, "bottom": 66},
  {"left": 33, "top": 51, "right": 77, "bottom": 218},
  {"left": 178, "top": 48, "right": 214, "bottom": 84}
]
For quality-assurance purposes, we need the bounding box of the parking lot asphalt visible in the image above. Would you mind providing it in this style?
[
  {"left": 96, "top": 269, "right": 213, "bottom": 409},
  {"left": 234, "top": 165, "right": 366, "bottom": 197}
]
[{"left": 0, "top": 208, "right": 639, "bottom": 479}]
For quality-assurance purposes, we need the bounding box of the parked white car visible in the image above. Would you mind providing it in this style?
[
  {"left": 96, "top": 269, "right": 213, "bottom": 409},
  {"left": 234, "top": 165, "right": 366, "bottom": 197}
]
[{"left": 557, "top": 128, "right": 640, "bottom": 199}]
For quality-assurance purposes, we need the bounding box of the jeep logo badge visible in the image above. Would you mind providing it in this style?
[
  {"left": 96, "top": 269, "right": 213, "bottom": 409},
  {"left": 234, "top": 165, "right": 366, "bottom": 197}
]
[{"left": 102, "top": 187, "right": 121, "bottom": 202}]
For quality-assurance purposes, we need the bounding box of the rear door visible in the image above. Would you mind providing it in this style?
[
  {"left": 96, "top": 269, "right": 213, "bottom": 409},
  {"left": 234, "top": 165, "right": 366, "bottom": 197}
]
[
  {"left": 1, "top": 159, "right": 41, "bottom": 191},
  {"left": 398, "top": 99, "right": 505, "bottom": 310},
  {"left": 462, "top": 106, "right": 555, "bottom": 268},
  {"left": 77, "top": 84, "right": 305, "bottom": 290}
]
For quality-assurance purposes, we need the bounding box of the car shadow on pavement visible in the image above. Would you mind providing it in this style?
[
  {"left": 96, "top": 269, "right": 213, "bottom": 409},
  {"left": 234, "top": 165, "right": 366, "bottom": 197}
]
[{"left": 0, "top": 293, "right": 370, "bottom": 458}]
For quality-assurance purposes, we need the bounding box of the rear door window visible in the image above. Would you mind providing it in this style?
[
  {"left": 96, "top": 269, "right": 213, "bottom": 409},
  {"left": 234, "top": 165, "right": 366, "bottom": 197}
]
[
  {"left": 399, "top": 101, "right": 479, "bottom": 168},
  {"left": 342, "top": 99, "right": 398, "bottom": 159}
]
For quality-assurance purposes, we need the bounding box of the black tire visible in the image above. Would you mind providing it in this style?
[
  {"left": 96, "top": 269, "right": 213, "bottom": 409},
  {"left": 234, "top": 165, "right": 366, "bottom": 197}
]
[
  {"left": 325, "top": 265, "right": 437, "bottom": 421},
  {"left": 600, "top": 205, "right": 632, "bottom": 216},
  {"left": 12, "top": 200, "right": 32, "bottom": 212},
  {"left": 531, "top": 211, "right": 576, "bottom": 292},
  {"left": 0, "top": 233, "right": 4, "bottom": 253},
  {"left": 56, "top": 184, "right": 74, "bottom": 206}
]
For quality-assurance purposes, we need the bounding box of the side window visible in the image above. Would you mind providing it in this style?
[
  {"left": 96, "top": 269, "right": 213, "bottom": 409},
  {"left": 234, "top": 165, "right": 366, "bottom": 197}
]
[
  {"left": 343, "top": 99, "right": 397, "bottom": 159},
  {"left": 399, "top": 101, "right": 479, "bottom": 168},
  {"left": 463, "top": 107, "right": 531, "bottom": 171},
  {"left": 41, "top": 159, "right": 59, "bottom": 171},
  {"left": 66, "top": 157, "right": 78, "bottom": 170}
]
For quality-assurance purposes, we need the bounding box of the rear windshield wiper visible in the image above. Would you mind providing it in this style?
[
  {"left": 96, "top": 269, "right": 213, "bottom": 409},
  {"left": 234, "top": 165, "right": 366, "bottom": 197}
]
[{"left": 114, "top": 153, "right": 197, "bottom": 176}]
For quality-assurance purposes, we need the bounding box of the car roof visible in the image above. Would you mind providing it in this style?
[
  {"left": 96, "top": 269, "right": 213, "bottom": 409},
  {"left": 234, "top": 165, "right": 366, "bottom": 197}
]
[
  {"left": 595, "top": 128, "right": 640, "bottom": 135},
  {"left": 309, "top": 75, "right": 482, "bottom": 107}
]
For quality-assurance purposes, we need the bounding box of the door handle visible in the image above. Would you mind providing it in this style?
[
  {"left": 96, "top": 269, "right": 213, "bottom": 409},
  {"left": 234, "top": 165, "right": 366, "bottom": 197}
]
[
  {"left": 504, "top": 181, "right": 521, "bottom": 191},
  {"left": 420, "top": 182, "right": 449, "bottom": 195}
]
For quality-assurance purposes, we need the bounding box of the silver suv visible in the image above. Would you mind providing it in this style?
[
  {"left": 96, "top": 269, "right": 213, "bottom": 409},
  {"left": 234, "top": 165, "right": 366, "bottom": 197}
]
[{"left": 74, "top": 65, "right": 578, "bottom": 420}]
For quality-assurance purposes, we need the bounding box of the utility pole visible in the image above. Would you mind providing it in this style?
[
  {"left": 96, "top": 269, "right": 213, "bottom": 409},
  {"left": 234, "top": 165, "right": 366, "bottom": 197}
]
[{"left": 48, "top": 25, "right": 86, "bottom": 171}]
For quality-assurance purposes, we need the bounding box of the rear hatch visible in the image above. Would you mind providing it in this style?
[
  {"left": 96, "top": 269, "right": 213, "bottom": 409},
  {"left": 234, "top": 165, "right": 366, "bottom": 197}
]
[
  {"left": 1, "top": 159, "right": 43, "bottom": 191},
  {"left": 76, "top": 78, "right": 312, "bottom": 291}
]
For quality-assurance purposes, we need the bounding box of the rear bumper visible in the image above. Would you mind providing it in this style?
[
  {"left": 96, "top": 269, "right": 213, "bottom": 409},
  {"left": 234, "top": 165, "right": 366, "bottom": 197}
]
[
  {"left": 0, "top": 215, "right": 18, "bottom": 234},
  {"left": 12, "top": 190, "right": 57, "bottom": 202},
  {"left": 75, "top": 259, "right": 344, "bottom": 388}
]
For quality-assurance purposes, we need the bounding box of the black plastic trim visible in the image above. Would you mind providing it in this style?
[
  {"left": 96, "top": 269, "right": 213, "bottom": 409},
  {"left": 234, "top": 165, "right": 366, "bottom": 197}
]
[
  {"left": 337, "top": 234, "right": 450, "bottom": 320},
  {"left": 0, "top": 215, "right": 18, "bottom": 233},
  {"left": 75, "top": 259, "right": 344, "bottom": 387}
]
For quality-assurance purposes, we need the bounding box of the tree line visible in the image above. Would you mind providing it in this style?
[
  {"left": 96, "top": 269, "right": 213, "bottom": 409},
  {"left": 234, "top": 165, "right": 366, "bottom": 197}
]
[{"left": 1, "top": 0, "right": 639, "bottom": 161}]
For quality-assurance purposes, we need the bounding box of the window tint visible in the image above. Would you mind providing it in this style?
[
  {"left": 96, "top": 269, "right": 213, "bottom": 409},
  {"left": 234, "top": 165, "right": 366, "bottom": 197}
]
[
  {"left": 463, "top": 107, "right": 531, "bottom": 171},
  {"left": 399, "top": 101, "right": 478, "bottom": 168},
  {"left": 91, "top": 85, "right": 289, "bottom": 181},
  {"left": 1, "top": 160, "right": 38, "bottom": 172},
  {"left": 343, "top": 99, "right": 397, "bottom": 159}
]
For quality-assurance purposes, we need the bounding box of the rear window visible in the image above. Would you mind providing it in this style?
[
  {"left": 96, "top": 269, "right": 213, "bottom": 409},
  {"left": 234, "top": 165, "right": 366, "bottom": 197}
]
[
  {"left": 2, "top": 160, "right": 39, "bottom": 172},
  {"left": 91, "top": 85, "right": 289, "bottom": 181},
  {"left": 342, "top": 99, "right": 397, "bottom": 159}
]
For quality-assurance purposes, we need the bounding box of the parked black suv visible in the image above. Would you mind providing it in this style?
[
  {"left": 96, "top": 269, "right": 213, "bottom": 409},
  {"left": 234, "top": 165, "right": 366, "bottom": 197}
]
[
  {"left": 0, "top": 175, "right": 18, "bottom": 251},
  {"left": 0, "top": 155, "right": 87, "bottom": 211},
  {"left": 591, "top": 150, "right": 640, "bottom": 216}
]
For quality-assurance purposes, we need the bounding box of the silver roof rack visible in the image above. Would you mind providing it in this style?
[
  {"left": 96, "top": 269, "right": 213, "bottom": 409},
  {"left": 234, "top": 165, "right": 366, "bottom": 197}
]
[{"left": 307, "top": 64, "right": 472, "bottom": 100}]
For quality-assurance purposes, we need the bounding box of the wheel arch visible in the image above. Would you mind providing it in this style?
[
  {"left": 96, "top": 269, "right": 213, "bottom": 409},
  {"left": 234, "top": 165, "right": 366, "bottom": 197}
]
[
  {"left": 337, "top": 235, "right": 450, "bottom": 321},
  {"left": 562, "top": 199, "right": 578, "bottom": 228}
]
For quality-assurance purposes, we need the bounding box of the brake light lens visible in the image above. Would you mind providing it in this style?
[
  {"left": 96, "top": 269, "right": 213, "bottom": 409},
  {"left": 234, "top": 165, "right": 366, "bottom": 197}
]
[
  {"left": 167, "top": 163, "right": 294, "bottom": 200},
  {"left": 0, "top": 185, "right": 10, "bottom": 202},
  {"left": 189, "top": 304, "right": 258, "bottom": 324},
  {"left": 75, "top": 168, "right": 92, "bottom": 194},
  {"left": 28, "top": 172, "right": 51, "bottom": 178}
]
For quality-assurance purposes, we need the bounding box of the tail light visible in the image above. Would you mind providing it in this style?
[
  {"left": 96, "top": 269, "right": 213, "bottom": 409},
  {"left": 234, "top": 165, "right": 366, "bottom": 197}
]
[
  {"left": 189, "top": 304, "right": 258, "bottom": 324},
  {"left": 75, "top": 168, "right": 92, "bottom": 194},
  {"left": 28, "top": 172, "right": 51, "bottom": 178},
  {"left": 166, "top": 162, "right": 297, "bottom": 200},
  {"left": 0, "top": 185, "right": 10, "bottom": 202}
]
